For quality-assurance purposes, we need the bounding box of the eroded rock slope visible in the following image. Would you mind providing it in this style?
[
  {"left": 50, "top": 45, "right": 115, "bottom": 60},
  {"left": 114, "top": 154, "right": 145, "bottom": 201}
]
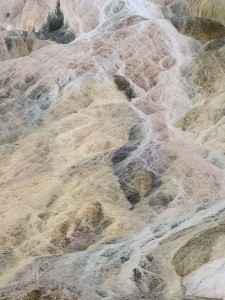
[{"left": 1, "top": 0, "right": 225, "bottom": 299}]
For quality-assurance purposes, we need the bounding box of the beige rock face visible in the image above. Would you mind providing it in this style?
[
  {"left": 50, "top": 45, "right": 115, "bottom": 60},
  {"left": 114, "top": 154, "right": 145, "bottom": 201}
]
[
  {"left": 0, "top": 0, "right": 108, "bottom": 34},
  {"left": 187, "top": 0, "right": 225, "bottom": 25},
  {"left": 1, "top": 0, "right": 225, "bottom": 299},
  {"left": 169, "top": 0, "right": 225, "bottom": 25}
]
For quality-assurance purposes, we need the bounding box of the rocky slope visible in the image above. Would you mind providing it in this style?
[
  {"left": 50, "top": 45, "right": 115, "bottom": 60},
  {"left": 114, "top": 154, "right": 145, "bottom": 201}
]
[{"left": 1, "top": 0, "right": 225, "bottom": 299}]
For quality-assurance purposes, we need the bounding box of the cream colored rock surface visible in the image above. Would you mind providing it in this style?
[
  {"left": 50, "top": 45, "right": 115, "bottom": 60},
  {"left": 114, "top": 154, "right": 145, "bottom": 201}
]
[{"left": 1, "top": 0, "right": 225, "bottom": 299}]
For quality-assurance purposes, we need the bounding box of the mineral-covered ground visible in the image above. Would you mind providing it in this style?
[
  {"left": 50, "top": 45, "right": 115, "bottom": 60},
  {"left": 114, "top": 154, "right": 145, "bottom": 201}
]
[{"left": 1, "top": 1, "right": 225, "bottom": 299}]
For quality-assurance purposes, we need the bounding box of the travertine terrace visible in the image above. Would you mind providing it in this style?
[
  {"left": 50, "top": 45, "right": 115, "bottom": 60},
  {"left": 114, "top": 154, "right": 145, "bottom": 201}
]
[{"left": 1, "top": 1, "right": 225, "bottom": 299}]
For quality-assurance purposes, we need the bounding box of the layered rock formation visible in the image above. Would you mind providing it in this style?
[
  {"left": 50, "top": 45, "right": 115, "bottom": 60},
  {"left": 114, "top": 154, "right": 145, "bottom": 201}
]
[{"left": 1, "top": 0, "right": 225, "bottom": 299}]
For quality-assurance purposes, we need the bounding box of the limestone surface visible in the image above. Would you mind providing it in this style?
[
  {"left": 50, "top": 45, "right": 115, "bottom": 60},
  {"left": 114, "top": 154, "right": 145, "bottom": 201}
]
[{"left": 1, "top": 1, "right": 225, "bottom": 300}]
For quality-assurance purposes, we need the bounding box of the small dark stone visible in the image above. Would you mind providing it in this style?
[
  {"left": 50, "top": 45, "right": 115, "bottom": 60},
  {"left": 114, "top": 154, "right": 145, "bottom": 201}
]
[
  {"left": 196, "top": 203, "right": 210, "bottom": 212},
  {"left": 111, "top": 145, "right": 137, "bottom": 164},
  {"left": 28, "top": 85, "right": 49, "bottom": 100},
  {"left": 37, "top": 95, "right": 52, "bottom": 110},
  {"left": 96, "top": 290, "right": 108, "bottom": 297},
  {"left": 133, "top": 268, "right": 142, "bottom": 282},
  {"left": 114, "top": 75, "right": 130, "bottom": 90},
  {"left": 146, "top": 255, "right": 154, "bottom": 262},
  {"left": 114, "top": 75, "right": 136, "bottom": 100},
  {"left": 117, "top": 177, "right": 141, "bottom": 206},
  {"left": 151, "top": 178, "right": 163, "bottom": 190},
  {"left": 4, "top": 37, "right": 13, "bottom": 51},
  {"left": 171, "top": 220, "right": 184, "bottom": 229},
  {"left": 120, "top": 255, "right": 130, "bottom": 263},
  {"left": 25, "top": 75, "right": 38, "bottom": 87},
  {"left": 48, "top": 27, "right": 75, "bottom": 44},
  {"left": 124, "top": 188, "right": 140, "bottom": 205},
  {"left": 129, "top": 123, "right": 144, "bottom": 142}
]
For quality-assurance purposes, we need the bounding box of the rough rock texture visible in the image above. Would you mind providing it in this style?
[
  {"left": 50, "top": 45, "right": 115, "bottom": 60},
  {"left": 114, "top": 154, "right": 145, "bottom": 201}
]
[
  {"left": 167, "top": 0, "right": 225, "bottom": 25},
  {"left": 1, "top": 0, "right": 225, "bottom": 300},
  {"left": 171, "top": 16, "right": 225, "bottom": 43}
]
